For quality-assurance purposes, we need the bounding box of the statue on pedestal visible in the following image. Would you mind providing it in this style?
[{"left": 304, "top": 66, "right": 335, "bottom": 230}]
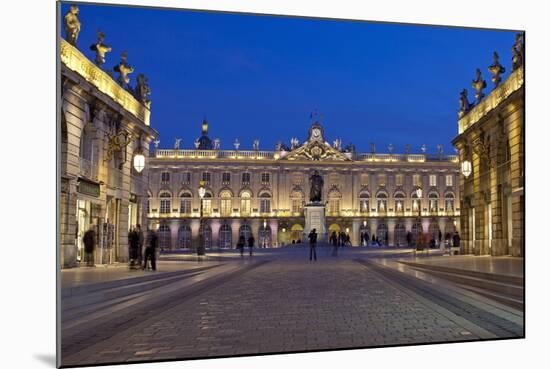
[
  {"left": 309, "top": 170, "right": 324, "bottom": 203},
  {"left": 64, "top": 5, "right": 81, "bottom": 47},
  {"left": 488, "top": 51, "right": 505, "bottom": 87},
  {"left": 134, "top": 74, "right": 151, "bottom": 108},
  {"left": 90, "top": 31, "right": 112, "bottom": 67},
  {"left": 114, "top": 51, "right": 134, "bottom": 88},
  {"left": 472, "top": 68, "right": 487, "bottom": 102},
  {"left": 459, "top": 88, "right": 472, "bottom": 117},
  {"left": 512, "top": 33, "right": 524, "bottom": 71}
]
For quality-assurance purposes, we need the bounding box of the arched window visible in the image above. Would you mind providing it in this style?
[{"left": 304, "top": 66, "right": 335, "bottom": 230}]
[
  {"left": 159, "top": 191, "right": 172, "bottom": 214},
  {"left": 394, "top": 192, "right": 405, "bottom": 213},
  {"left": 291, "top": 190, "right": 304, "bottom": 214},
  {"left": 158, "top": 224, "right": 171, "bottom": 249},
  {"left": 177, "top": 224, "right": 191, "bottom": 248},
  {"left": 359, "top": 192, "right": 370, "bottom": 213},
  {"left": 428, "top": 192, "right": 439, "bottom": 213},
  {"left": 411, "top": 191, "right": 420, "bottom": 211},
  {"left": 411, "top": 221, "right": 423, "bottom": 244},
  {"left": 377, "top": 223, "right": 388, "bottom": 245},
  {"left": 259, "top": 192, "right": 271, "bottom": 213},
  {"left": 201, "top": 192, "right": 212, "bottom": 215},
  {"left": 377, "top": 192, "right": 388, "bottom": 213},
  {"left": 445, "top": 193, "right": 455, "bottom": 212},
  {"left": 395, "top": 223, "right": 406, "bottom": 246},
  {"left": 199, "top": 223, "right": 212, "bottom": 249},
  {"left": 180, "top": 192, "right": 192, "bottom": 214},
  {"left": 220, "top": 190, "right": 232, "bottom": 216},
  {"left": 219, "top": 224, "right": 232, "bottom": 248},
  {"left": 259, "top": 225, "right": 271, "bottom": 247},
  {"left": 239, "top": 224, "right": 252, "bottom": 241},
  {"left": 240, "top": 191, "right": 251, "bottom": 216},
  {"left": 79, "top": 123, "right": 95, "bottom": 162},
  {"left": 428, "top": 222, "right": 441, "bottom": 244},
  {"left": 328, "top": 190, "right": 341, "bottom": 215}
]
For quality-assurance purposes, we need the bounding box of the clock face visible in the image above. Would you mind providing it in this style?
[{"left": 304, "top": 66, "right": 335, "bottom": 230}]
[{"left": 312, "top": 128, "right": 321, "bottom": 139}]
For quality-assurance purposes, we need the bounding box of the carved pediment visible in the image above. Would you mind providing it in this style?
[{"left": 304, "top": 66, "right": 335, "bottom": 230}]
[{"left": 282, "top": 140, "right": 352, "bottom": 162}]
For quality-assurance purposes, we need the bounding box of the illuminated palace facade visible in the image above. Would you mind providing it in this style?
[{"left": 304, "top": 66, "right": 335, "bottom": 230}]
[{"left": 147, "top": 121, "right": 460, "bottom": 249}]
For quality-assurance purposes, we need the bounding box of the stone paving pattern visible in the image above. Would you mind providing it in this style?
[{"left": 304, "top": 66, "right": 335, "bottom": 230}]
[{"left": 62, "top": 255, "right": 501, "bottom": 366}]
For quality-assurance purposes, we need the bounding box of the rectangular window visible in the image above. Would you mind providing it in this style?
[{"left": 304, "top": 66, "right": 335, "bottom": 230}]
[
  {"left": 222, "top": 172, "right": 231, "bottom": 185},
  {"left": 241, "top": 198, "right": 251, "bottom": 215},
  {"left": 182, "top": 172, "right": 191, "bottom": 185},
  {"left": 220, "top": 198, "right": 232, "bottom": 216},
  {"left": 329, "top": 199, "right": 340, "bottom": 214},
  {"left": 242, "top": 172, "right": 251, "bottom": 185},
  {"left": 378, "top": 174, "right": 386, "bottom": 186},
  {"left": 360, "top": 199, "right": 369, "bottom": 213},
  {"left": 161, "top": 172, "right": 170, "bottom": 184},
  {"left": 292, "top": 199, "right": 303, "bottom": 213},
  {"left": 160, "top": 199, "right": 171, "bottom": 214},
  {"left": 202, "top": 199, "right": 212, "bottom": 215},
  {"left": 260, "top": 199, "right": 271, "bottom": 213},
  {"left": 413, "top": 174, "right": 421, "bottom": 187},
  {"left": 202, "top": 172, "right": 211, "bottom": 184},
  {"left": 395, "top": 174, "right": 403, "bottom": 187},
  {"left": 429, "top": 174, "right": 437, "bottom": 187},
  {"left": 180, "top": 199, "right": 191, "bottom": 214},
  {"left": 261, "top": 172, "right": 270, "bottom": 185},
  {"left": 446, "top": 174, "right": 453, "bottom": 186}
]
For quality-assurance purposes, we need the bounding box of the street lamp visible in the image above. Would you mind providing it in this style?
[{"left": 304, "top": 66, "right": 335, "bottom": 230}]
[
  {"left": 415, "top": 186, "right": 423, "bottom": 252},
  {"left": 197, "top": 181, "right": 206, "bottom": 256},
  {"left": 461, "top": 160, "right": 472, "bottom": 178},
  {"left": 133, "top": 138, "right": 146, "bottom": 173}
]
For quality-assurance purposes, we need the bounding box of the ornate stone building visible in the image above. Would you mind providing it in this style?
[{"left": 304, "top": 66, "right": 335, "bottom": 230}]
[
  {"left": 453, "top": 34, "right": 525, "bottom": 257},
  {"left": 59, "top": 7, "right": 157, "bottom": 268},
  {"left": 147, "top": 120, "right": 460, "bottom": 249}
]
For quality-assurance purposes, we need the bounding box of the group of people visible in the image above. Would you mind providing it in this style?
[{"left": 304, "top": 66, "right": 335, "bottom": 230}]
[
  {"left": 127, "top": 224, "right": 158, "bottom": 270},
  {"left": 329, "top": 231, "right": 351, "bottom": 247},
  {"left": 359, "top": 232, "right": 387, "bottom": 247},
  {"left": 81, "top": 224, "right": 158, "bottom": 270},
  {"left": 236, "top": 234, "right": 255, "bottom": 257}
]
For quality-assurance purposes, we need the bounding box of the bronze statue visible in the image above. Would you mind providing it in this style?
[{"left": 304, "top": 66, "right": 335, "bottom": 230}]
[
  {"left": 134, "top": 74, "right": 151, "bottom": 108},
  {"left": 512, "top": 33, "right": 524, "bottom": 71},
  {"left": 488, "top": 51, "right": 505, "bottom": 87},
  {"left": 90, "top": 31, "right": 112, "bottom": 67},
  {"left": 63, "top": 5, "right": 81, "bottom": 47},
  {"left": 309, "top": 170, "right": 324, "bottom": 203},
  {"left": 472, "top": 68, "right": 486, "bottom": 102},
  {"left": 113, "top": 51, "right": 134, "bottom": 88},
  {"left": 458, "top": 88, "right": 472, "bottom": 117}
]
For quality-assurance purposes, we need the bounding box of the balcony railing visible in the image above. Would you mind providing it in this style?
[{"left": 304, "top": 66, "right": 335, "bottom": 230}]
[{"left": 79, "top": 158, "right": 98, "bottom": 181}]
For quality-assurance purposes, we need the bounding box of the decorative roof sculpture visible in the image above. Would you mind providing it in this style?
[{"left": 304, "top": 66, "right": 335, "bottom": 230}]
[
  {"left": 63, "top": 5, "right": 81, "bottom": 47},
  {"left": 472, "top": 68, "right": 487, "bottom": 102},
  {"left": 512, "top": 33, "right": 524, "bottom": 71},
  {"left": 134, "top": 74, "right": 151, "bottom": 108},
  {"left": 458, "top": 88, "right": 472, "bottom": 118},
  {"left": 90, "top": 31, "right": 112, "bottom": 67},
  {"left": 113, "top": 51, "right": 134, "bottom": 89},
  {"left": 488, "top": 51, "right": 505, "bottom": 88}
]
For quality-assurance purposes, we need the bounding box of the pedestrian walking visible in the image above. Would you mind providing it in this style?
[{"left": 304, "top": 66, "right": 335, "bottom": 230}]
[
  {"left": 83, "top": 225, "right": 96, "bottom": 267},
  {"left": 136, "top": 224, "right": 144, "bottom": 265},
  {"left": 331, "top": 231, "right": 338, "bottom": 257},
  {"left": 248, "top": 234, "right": 255, "bottom": 256},
  {"left": 308, "top": 228, "right": 318, "bottom": 261},
  {"left": 452, "top": 231, "right": 461, "bottom": 248},
  {"left": 364, "top": 232, "right": 369, "bottom": 246},
  {"left": 237, "top": 235, "right": 245, "bottom": 257},
  {"left": 406, "top": 231, "right": 412, "bottom": 247},
  {"left": 143, "top": 228, "right": 158, "bottom": 271},
  {"left": 128, "top": 227, "right": 139, "bottom": 268}
]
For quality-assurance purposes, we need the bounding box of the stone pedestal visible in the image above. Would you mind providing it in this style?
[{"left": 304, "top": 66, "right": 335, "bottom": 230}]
[{"left": 304, "top": 202, "right": 327, "bottom": 242}]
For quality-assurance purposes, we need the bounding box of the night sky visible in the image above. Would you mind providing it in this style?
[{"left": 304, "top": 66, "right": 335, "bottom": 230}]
[{"left": 60, "top": 2, "right": 518, "bottom": 154}]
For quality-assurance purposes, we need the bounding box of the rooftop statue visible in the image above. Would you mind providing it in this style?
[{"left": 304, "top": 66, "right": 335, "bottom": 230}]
[
  {"left": 89, "top": 31, "right": 112, "bottom": 67},
  {"left": 174, "top": 138, "right": 181, "bottom": 150},
  {"left": 290, "top": 137, "right": 299, "bottom": 149},
  {"left": 333, "top": 138, "right": 342, "bottom": 151},
  {"left": 113, "top": 51, "right": 134, "bottom": 89},
  {"left": 253, "top": 139, "right": 260, "bottom": 151},
  {"left": 488, "top": 51, "right": 505, "bottom": 87},
  {"left": 458, "top": 88, "right": 472, "bottom": 117},
  {"left": 512, "top": 33, "right": 524, "bottom": 71},
  {"left": 309, "top": 170, "right": 324, "bottom": 203},
  {"left": 213, "top": 138, "right": 220, "bottom": 150},
  {"left": 134, "top": 74, "right": 151, "bottom": 108},
  {"left": 63, "top": 5, "right": 81, "bottom": 47},
  {"left": 472, "top": 68, "right": 487, "bottom": 102}
]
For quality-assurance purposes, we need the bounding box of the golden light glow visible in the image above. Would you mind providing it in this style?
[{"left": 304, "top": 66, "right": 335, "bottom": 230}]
[{"left": 60, "top": 39, "right": 151, "bottom": 125}]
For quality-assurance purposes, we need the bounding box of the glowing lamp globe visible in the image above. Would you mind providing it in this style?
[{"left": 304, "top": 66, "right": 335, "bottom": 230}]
[
  {"left": 133, "top": 153, "right": 145, "bottom": 173},
  {"left": 461, "top": 160, "right": 472, "bottom": 178}
]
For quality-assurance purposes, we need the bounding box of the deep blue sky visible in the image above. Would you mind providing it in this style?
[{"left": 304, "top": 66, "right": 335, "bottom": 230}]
[{"left": 60, "top": 2, "right": 518, "bottom": 154}]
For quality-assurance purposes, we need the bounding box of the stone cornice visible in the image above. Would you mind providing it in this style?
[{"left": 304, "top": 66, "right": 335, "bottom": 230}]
[
  {"left": 60, "top": 38, "right": 151, "bottom": 126},
  {"left": 458, "top": 65, "right": 524, "bottom": 134}
]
